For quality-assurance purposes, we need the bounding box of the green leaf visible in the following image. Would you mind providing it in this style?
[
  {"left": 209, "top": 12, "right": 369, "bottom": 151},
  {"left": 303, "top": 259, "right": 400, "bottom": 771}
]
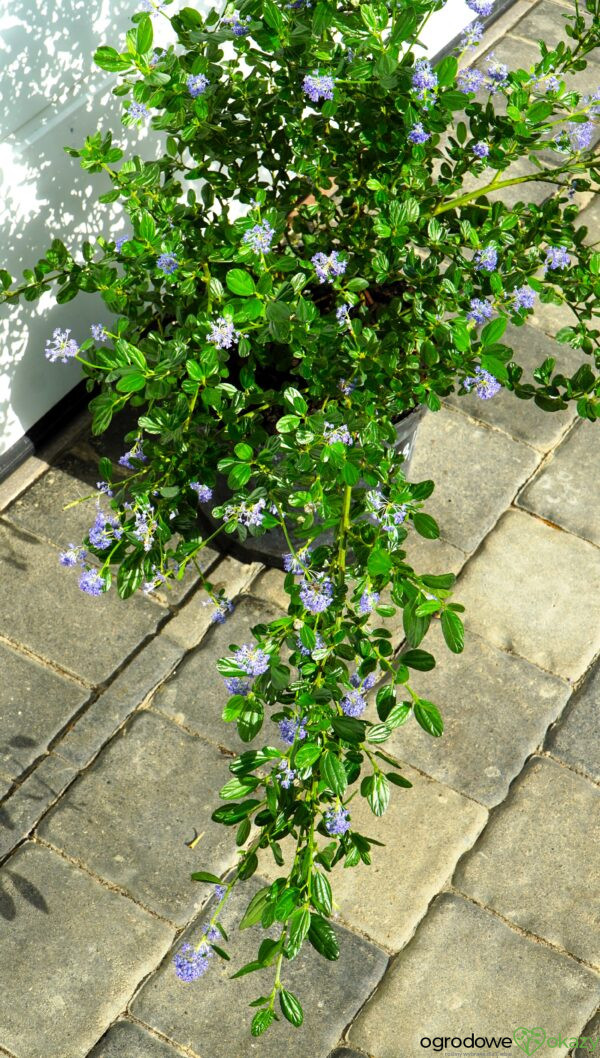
[
  {"left": 117, "top": 561, "right": 143, "bottom": 600},
  {"left": 387, "top": 772, "right": 413, "bottom": 788},
  {"left": 227, "top": 462, "right": 252, "bottom": 489},
  {"left": 136, "top": 15, "right": 153, "bottom": 53},
  {"left": 295, "top": 743, "right": 322, "bottom": 769},
  {"left": 262, "top": 0, "right": 284, "bottom": 30},
  {"left": 367, "top": 548, "right": 392, "bottom": 577},
  {"left": 321, "top": 751, "right": 347, "bottom": 795},
  {"left": 275, "top": 887, "right": 301, "bottom": 922},
  {"left": 401, "top": 649, "right": 436, "bottom": 671},
  {"left": 436, "top": 54, "right": 458, "bottom": 87},
  {"left": 190, "top": 870, "right": 223, "bottom": 884},
  {"left": 481, "top": 316, "right": 507, "bottom": 347},
  {"left": 366, "top": 723, "right": 392, "bottom": 743},
  {"left": 414, "top": 699, "right": 444, "bottom": 737},
  {"left": 376, "top": 685, "right": 395, "bottom": 721},
  {"left": 239, "top": 886, "right": 272, "bottom": 930},
  {"left": 363, "top": 772, "right": 390, "bottom": 815},
  {"left": 308, "top": 914, "right": 339, "bottom": 960},
  {"left": 226, "top": 269, "right": 255, "bottom": 296},
  {"left": 441, "top": 610, "right": 464, "bottom": 653},
  {"left": 219, "top": 776, "right": 259, "bottom": 800},
  {"left": 280, "top": 988, "right": 303, "bottom": 1027},
  {"left": 116, "top": 370, "right": 146, "bottom": 393},
  {"left": 386, "top": 702, "right": 411, "bottom": 728},
  {"left": 251, "top": 1009, "right": 276, "bottom": 1037},
  {"left": 526, "top": 99, "right": 554, "bottom": 123},
  {"left": 332, "top": 716, "right": 367, "bottom": 743},
  {"left": 276, "top": 414, "right": 300, "bottom": 433},
  {"left": 412, "top": 512, "right": 440, "bottom": 539},
  {"left": 234, "top": 442, "right": 253, "bottom": 461},
  {"left": 311, "top": 871, "right": 333, "bottom": 915},
  {"left": 94, "top": 46, "right": 132, "bottom": 72},
  {"left": 287, "top": 908, "right": 311, "bottom": 959},
  {"left": 266, "top": 300, "right": 291, "bottom": 322},
  {"left": 284, "top": 387, "right": 308, "bottom": 415}
]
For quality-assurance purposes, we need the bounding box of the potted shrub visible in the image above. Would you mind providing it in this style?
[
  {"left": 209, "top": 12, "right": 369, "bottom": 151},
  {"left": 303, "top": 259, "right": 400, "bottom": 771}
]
[{"left": 2, "top": 0, "right": 599, "bottom": 1035}]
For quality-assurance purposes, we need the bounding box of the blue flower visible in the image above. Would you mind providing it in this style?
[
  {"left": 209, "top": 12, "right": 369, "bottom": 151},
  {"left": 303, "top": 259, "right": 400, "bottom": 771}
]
[
  {"left": 464, "top": 366, "right": 501, "bottom": 399},
  {"left": 358, "top": 590, "right": 380, "bottom": 615},
  {"left": 474, "top": 245, "right": 498, "bottom": 273},
  {"left": 544, "top": 246, "right": 571, "bottom": 271},
  {"left": 223, "top": 498, "right": 266, "bottom": 527},
  {"left": 45, "top": 328, "right": 80, "bottom": 363},
  {"left": 242, "top": 221, "right": 276, "bottom": 254},
  {"left": 457, "top": 68, "right": 485, "bottom": 94},
  {"left": 411, "top": 59, "right": 438, "bottom": 103},
  {"left": 283, "top": 547, "right": 311, "bottom": 574},
  {"left": 59, "top": 544, "right": 86, "bottom": 568},
  {"left": 173, "top": 942, "right": 213, "bottom": 982},
  {"left": 324, "top": 807, "right": 351, "bottom": 835},
  {"left": 211, "top": 598, "right": 234, "bottom": 624},
  {"left": 190, "top": 482, "right": 213, "bottom": 502},
  {"left": 336, "top": 303, "right": 351, "bottom": 328},
  {"left": 277, "top": 761, "right": 297, "bottom": 788},
  {"left": 311, "top": 251, "right": 347, "bottom": 283},
  {"left": 341, "top": 689, "right": 367, "bottom": 717},
  {"left": 302, "top": 72, "right": 335, "bottom": 103},
  {"left": 233, "top": 645, "right": 270, "bottom": 676},
  {"left": 466, "top": 297, "right": 494, "bottom": 324},
  {"left": 207, "top": 316, "right": 240, "bottom": 348},
  {"left": 460, "top": 21, "right": 484, "bottom": 49},
  {"left": 279, "top": 717, "right": 307, "bottom": 745},
  {"left": 129, "top": 101, "right": 149, "bottom": 122},
  {"left": 115, "top": 234, "right": 129, "bottom": 252},
  {"left": 91, "top": 323, "right": 107, "bottom": 342},
  {"left": 466, "top": 0, "right": 494, "bottom": 13},
  {"left": 187, "top": 73, "right": 209, "bottom": 97},
  {"left": 472, "top": 141, "right": 490, "bottom": 159},
  {"left": 299, "top": 574, "right": 334, "bottom": 613},
  {"left": 79, "top": 568, "right": 105, "bottom": 596},
  {"left": 132, "top": 504, "right": 157, "bottom": 552},
  {"left": 224, "top": 677, "right": 251, "bottom": 696},
  {"left": 157, "top": 253, "right": 178, "bottom": 275},
  {"left": 512, "top": 286, "right": 536, "bottom": 311},
  {"left": 408, "top": 122, "right": 430, "bottom": 144},
  {"left": 119, "top": 440, "right": 147, "bottom": 469},
  {"left": 485, "top": 56, "right": 509, "bottom": 93},
  {"left": 223, "top": 13, "right": 252, "bottom": 35},
  {"left": 324, "top": 422, "right": 353, "bottom": 446},
  {"left": 296, "top": 632, "right": 325, "bottom": 657},
  {"left": 88, "top": 509, "right": 123, "bottom": 550}
]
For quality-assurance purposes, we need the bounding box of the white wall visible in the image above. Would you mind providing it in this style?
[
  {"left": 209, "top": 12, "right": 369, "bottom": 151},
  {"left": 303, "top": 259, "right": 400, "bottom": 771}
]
[{"left": 0, "top": 0, "right": 478, "bottom": 459}]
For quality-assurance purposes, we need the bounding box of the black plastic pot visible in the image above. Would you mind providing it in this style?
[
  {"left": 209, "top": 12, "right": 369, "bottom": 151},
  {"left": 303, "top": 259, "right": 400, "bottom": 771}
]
[{"left": 196, "top": 405, "right": 426, "bottom": 570}]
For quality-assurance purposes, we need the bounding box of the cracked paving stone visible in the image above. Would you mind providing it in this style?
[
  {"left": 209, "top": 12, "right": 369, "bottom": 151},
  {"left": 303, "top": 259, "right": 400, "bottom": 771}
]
[
  {"left": 132, "top": 875, "right": 388, "bottom": 1058},
  {"left": 386, "top": 623, "right": 570, "bottom": 807},
  {"left": 0, "top": 639, "right": 88, "bottom": 781},
  {"left": 150, "top": 595, "right": 284, "bottom": 752},
  {"left": 0, "top": 521, "right": 164, "bottom": 685},
  {"left": 408, "top": 407, "right": 539, "bottom": 554},
  {"left": 0, "top": 841, "right": 173, "bottom": 1058},
  {"left": 546, "top": 658, "right": 600, "bottom": 784},
  {"left": 349, "top": 892, "right": 600, "bottom": 1058},
  {"left": 37, "top": 710, "right": 241, "bottom": 925},
  {"left": 454, "top": 756, "right": 600, "bottom": 967},
  {"left": 445, "top": 323, "right": 581, "bottom": 452},
  {"left": 457, "top": 509, "right": 600, "bottom": 681},
  {"left": 518, "top": 419, "right": 600, "bottom": 547}
]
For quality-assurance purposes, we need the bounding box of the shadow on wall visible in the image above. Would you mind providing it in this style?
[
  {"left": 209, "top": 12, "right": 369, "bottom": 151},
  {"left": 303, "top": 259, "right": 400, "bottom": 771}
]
[{"left": 0, "top": 0, "right": 213, "bottom": 459}]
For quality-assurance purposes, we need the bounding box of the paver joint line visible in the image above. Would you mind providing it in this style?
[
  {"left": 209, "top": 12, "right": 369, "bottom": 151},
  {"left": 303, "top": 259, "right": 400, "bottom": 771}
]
[{"left": 449, "top": 884, "right": 600, "bottom": 976}]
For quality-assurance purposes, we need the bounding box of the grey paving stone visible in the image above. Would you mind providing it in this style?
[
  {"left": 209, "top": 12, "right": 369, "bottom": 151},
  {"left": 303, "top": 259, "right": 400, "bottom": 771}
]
[
  {"left": 457, "top": 509, "right": 600, "bottom": 680},
  {"left": 0, "top": 841, "right": 173, "bottom": 1058},
  {"left": 0, "top": 521, "right": 164, "bottom": 685},
  {"left": 546, "top": 659, "right": 600, "bottom": 783},
  {"left": 385, "top": 623, "right": 569, "bottom": 806},
  {"left": 349, "top": 892, "right": 600, "bottom": 1058},
  {"left": 38, "top": 710, "right": 239, "bottom": 924},
  {"left": 574, "top": 1009, "right": 600, "bottom": 1058},
  {"left": 55, "top": 634, "right": 184, "bottom": 769},
  {"left": 151, "top": 595, "right": 284, "bottom": 752},
  {"left": 455, "top": 756, "right": 600, "bottom": 966},
  {"left": 88, "top": 1020, "right": 185, "bottom": 1058},
  {"left": 258, "top": 762, "right": 486, "bottom": 951},
  {"left": 579, "top": 195, "right": 600, "bottom": 247},
  {"left": 445, "top": 323, "right": 581, "bottom": 451},
  {"left": 3, "top": 454, "right": 104, "bottom": 549},
  {"left": 518, "top": 420, "right": 600, "bottom": 546},
  {"left": 407, "top": 407, "right": 539, "bottom": 554},
  {"left": 132, "top": 875, "right": 388, "bottom": 1058},
  {"left": 510, "top": 0, "right": 600, "bottom": 55},
  {"left": 0, "top": 639, "right": 87, "bottom": 780},
  {"left": 0, "top": 753, "right": 79, "bottom": 862}
]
